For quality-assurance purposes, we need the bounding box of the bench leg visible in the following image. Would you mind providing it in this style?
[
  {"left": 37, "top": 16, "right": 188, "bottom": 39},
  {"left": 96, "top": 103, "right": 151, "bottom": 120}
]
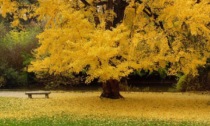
[
  {"left": 28, "top": 94, "right": 32, "bottom": 98},
  {"left": 45, "top": 94, "right": 49, "bottom": 98}
]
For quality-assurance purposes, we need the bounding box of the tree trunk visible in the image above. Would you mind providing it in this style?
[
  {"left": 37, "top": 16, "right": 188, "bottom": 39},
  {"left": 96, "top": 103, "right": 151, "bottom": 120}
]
[
  {"left": 99, "top": 0, "right": 127, "bottom": 99},
  {"left": 100, "top": 79, "right": 124, "bottom": 99}
]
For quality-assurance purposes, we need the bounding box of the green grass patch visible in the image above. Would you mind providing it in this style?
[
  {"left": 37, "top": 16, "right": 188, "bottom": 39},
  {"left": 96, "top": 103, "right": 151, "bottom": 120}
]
[{"left": 0, "top": 115, "right": 209, "bottom": 126}]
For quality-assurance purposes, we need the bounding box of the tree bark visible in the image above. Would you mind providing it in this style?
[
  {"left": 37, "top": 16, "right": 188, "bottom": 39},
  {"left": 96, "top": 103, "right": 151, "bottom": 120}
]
[
  {"left": 113, "top": 0, "right": 128, "bottom": 27},
  {"left": 100, "top": 79, "right": 124, "bottom": 99},
  {"left": 100, "top": 0, "right": 127, "bottom": 99},
  {"left": 105, "top": 0, "right": 114, "bottom": 30}
]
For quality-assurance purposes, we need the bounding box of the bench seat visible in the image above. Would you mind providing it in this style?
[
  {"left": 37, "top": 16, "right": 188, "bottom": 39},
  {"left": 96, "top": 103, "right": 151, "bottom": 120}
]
[{"left": 25, "top": 91, "right": 51, "bottom": 98}]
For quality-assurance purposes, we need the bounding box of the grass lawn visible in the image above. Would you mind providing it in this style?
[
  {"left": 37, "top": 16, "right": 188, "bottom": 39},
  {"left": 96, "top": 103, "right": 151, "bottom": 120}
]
[{"left": 0, "top": 91, "right": 210, "bottom": 125}]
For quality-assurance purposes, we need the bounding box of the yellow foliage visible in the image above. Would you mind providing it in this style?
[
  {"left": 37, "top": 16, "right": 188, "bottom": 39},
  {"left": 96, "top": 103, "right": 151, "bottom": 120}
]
[
  {"left": 0, "top": 0, "right": 37, "bottom": 28},
  {"left": 0, "top": 0, "right": 18, "bottom": 17},
  {"left": 2, "top": 0, "right": 208, "bottom": 82},
  {"left": 0, "top": 92, "right": 210, "bottom": 122}
]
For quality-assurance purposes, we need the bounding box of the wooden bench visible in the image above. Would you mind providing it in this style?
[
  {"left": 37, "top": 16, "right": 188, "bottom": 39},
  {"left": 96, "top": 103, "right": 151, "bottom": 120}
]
[{"left": 25, "top": 91, "right": 51, "bottom": 98}]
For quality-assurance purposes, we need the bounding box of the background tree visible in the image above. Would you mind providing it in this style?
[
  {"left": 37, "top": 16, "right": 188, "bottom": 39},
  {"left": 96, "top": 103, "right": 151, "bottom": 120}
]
[{"left": 0, "top": 0, "right": 40, "bottom": 88}]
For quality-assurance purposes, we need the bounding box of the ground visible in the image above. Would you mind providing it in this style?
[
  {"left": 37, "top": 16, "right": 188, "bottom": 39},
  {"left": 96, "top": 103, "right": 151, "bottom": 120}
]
[{"left": 0, "top": 91, "right": 209, "bottom": 124}]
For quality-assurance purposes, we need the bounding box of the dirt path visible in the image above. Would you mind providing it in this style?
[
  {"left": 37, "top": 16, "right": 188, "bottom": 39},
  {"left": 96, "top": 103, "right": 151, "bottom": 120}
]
[{"left": 0, "top": 91, "right": 27, "bottom": 98}]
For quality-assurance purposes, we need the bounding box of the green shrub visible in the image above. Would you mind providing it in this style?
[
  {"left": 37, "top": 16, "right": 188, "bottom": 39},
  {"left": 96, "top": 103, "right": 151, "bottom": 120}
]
[
  {"left": 176, "top": 62, "right": 210, "bottom": 92},
  {"left": 0, "top": 27, "right": 40, "bottom": 69},
  {"left": 42, "top": 74, "right": 84, "bottom": 89},
  {"left": 198, "top": 63, "right": 210, "bottom": 90},
  {"left": 0, "top": 76, "right": 6, "bottom": 87},
  {"left": 176, "top": 74, "right": 203, "bottom": 92},
  {"left": 0, "top": 24, "right": 41, "bottom": 88},
  {"left": 0, "top": 22, "right": 10, "bottom": 39}
]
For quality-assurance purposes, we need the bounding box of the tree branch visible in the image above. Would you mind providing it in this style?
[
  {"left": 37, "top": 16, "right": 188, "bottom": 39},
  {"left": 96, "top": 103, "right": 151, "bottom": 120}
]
[{"left": 80, "top": 0, "right": 91, "bottom": 7}]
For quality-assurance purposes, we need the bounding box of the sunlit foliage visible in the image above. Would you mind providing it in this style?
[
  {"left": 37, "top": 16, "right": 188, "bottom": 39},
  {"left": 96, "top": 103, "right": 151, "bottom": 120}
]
[
  {"left": 0, "top": 0, "right": 37, "bottom": 27},
  {"left": 1, "top": 0, "right": 209, "bottom": 83}
]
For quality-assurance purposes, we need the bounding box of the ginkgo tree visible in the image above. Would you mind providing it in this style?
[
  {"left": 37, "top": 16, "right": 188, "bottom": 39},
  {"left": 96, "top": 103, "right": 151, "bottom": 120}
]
[
  {"left": 0, "top": 0, "right": 37, "bottom": 28},
  {"left": 1, "top": 0, "right": 210, "bottom": 99}
]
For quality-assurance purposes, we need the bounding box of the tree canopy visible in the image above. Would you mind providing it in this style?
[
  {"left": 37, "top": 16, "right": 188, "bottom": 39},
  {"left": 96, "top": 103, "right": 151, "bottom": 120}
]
[{"left": 1, "top": 0, "right": 210, "bottom": 84}]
